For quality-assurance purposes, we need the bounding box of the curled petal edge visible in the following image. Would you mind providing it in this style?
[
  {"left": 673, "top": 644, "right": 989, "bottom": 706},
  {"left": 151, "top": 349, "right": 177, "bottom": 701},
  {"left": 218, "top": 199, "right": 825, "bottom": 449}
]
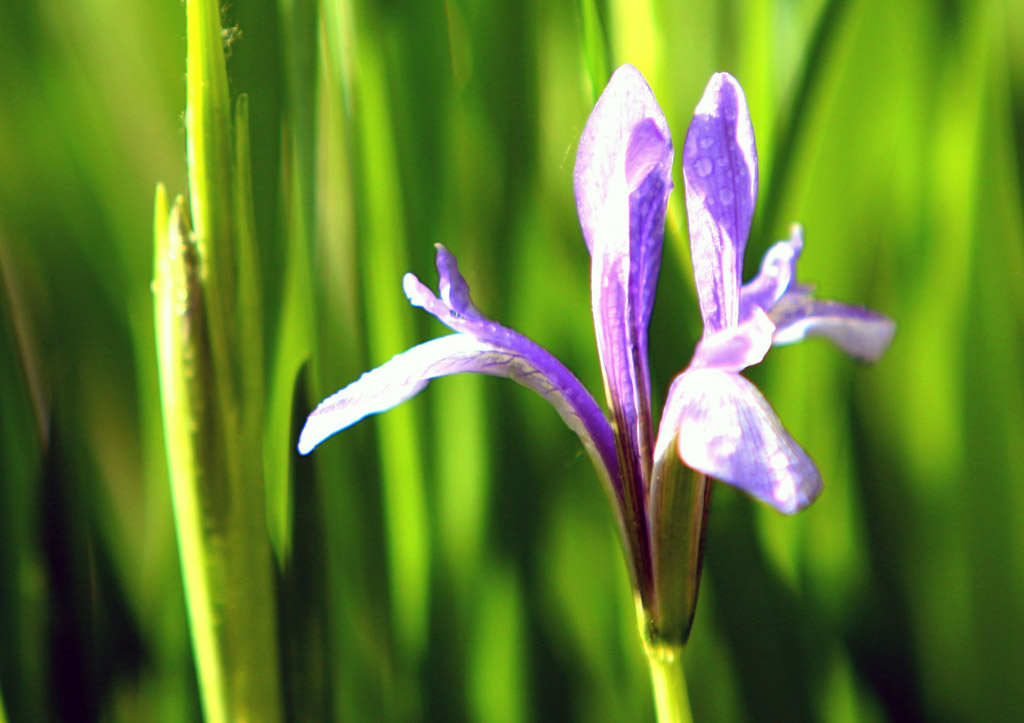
[
  {"left": 398, "top": 247, "right": 620, "bottom": 483},
  {"left": 433, "top": 244, "right": 485, "bottom": 320},
  {"left": 739, "top": 227, "right": 804, "bottom": 319}
]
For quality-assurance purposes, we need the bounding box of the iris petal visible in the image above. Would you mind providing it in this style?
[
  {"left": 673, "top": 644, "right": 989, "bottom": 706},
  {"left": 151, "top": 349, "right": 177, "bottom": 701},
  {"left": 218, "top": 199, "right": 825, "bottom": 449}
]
[
  {"left": 299, "top": 332, "right": 618, "bottom": 494},
  {"left": 574, "top": 65, "right": 674, "bottom": 495},
  {"left": 690, "top": 307, "right": 774, "bottom": 372},
  {"left": 739, "top": 227, "right": 804, "bottom": 320},
  {"left": 770, "top": 293, "right": 897, "bottom": 362},
  {"left": 683, "top": 73, "right": 758, "bottom": 334},
  {"left": 574, "top": 64, "right": 673, "bottom": 260},
  {"left": 298, "top": 335, "right": 473, "bottom": 454},
  {"left": 310, "top": 245, "right": 621, "bottom": 490},
  {"left": 434, "top": 244, "right": 485, "bottom": 320},
  {"left": 732, "top": 224, "right": 895, "bottom": 362},
  {"left": 662, "top": 367, "right": 822, "bottom": 514}
]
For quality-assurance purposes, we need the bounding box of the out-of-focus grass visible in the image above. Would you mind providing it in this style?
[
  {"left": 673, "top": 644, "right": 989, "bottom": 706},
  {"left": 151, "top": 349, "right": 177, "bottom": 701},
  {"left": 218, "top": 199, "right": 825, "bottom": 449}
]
[{"left": 1, "top": 0, "right": 1022, "bottom": 720}]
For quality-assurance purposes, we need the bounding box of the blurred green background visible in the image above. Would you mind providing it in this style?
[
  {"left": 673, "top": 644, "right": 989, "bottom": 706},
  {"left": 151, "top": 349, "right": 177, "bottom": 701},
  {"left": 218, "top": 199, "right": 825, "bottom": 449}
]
[{"left": 2, "top": 0, "right": 1023, "bottom": 720}]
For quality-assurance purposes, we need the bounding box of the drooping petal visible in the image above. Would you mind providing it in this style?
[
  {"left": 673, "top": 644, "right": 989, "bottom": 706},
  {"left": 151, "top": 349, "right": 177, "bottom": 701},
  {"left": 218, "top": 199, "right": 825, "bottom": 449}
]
[
  {"left": 299, "top": 333, "right": 619, "bottom": 490},
  {"left": 573, "top": 65, "right": 674, "bottom": 496},
  {"left": 770, "top": 292, "right": 897, "bottom": 362},
  {"left": 739, "top": 226, "right": 804, "bottom": 320},
  {"left": 658, "top": 367, "right": 822, "bottom": 514},
  {"left": 683, "top": 72, "right": 758, "bottom": 334},
  {"left": 298, "top": 335, "right": 460, "bottom": 454}
]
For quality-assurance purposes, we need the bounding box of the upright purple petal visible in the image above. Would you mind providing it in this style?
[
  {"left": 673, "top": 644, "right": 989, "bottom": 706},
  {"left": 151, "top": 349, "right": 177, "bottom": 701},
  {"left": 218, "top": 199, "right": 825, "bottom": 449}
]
[
  {"left": 658, "top": 368, "right": 822, "bottom": 514},
  {"left": 683, "top": 73, "right": 758, "bottom": 334},
  {"left": 573, "top": 65, "right": 673, "bottom": 495}
]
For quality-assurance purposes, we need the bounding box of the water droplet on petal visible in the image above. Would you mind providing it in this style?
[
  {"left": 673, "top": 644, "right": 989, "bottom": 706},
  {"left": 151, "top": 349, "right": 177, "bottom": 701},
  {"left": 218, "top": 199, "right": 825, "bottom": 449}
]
[
  {"left": 695, "top": 157, "right": 713, "bottom": 177},
  {"left": 719, "top": 187, "right": 734, "bottom": 205},
  {"left": 769, "top": 450, "right": 790, "bottom": 470},
  {"left": 699, "top": 136, "right": 714, "bottom": 150}
]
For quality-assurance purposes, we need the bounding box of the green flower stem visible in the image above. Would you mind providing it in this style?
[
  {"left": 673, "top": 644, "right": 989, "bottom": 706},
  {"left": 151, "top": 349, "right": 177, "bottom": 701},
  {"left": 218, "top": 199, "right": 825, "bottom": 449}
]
[
  {"left": 649, "top": 454, "right": 711, "bottom": 645},
  {"left": 644, "top": 455, "right": 708, "bottom": 723},
  {"left": 644, "top": 642, "right": 693, "bottom": 723}
]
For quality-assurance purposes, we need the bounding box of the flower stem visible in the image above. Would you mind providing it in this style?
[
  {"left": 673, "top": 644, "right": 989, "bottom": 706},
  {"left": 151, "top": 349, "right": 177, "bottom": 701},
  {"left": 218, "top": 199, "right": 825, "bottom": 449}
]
[{"left": 644, "top": 642, "right": 693, "bottom": 723}]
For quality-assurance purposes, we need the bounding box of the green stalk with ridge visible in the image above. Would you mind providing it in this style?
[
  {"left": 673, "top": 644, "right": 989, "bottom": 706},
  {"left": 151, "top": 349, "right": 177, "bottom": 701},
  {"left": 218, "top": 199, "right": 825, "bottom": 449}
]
[{"left": 153, "top": 0, "right": 281, "bottom": 720}]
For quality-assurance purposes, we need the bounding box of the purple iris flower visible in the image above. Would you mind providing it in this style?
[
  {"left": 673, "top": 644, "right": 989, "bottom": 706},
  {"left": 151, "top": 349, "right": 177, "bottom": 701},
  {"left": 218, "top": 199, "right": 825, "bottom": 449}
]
[{"left": 299, "top": 65, "right": 894, "bottom": 642}]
